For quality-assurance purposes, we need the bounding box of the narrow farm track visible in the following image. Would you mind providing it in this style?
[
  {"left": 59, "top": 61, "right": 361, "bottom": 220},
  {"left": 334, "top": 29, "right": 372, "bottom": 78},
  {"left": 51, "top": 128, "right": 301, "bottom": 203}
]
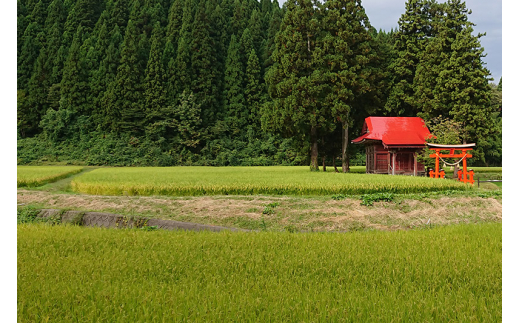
[
  {"left": 33, "top": 166, "right": 101, "bottom": 192},
  {"left": 17, "top": 189, "right": 502, "bottom": 232}
]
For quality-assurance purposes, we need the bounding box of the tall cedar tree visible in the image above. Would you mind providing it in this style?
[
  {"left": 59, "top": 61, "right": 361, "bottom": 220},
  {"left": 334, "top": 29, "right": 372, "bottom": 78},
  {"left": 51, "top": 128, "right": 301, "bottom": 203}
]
[
  {"left": 248, "top": 9, "right": 264, "bottom": 60},
  {"left": 191, "top": 1, "right": 219, "bottom": 128},
  {"left": 224, "top": 34, "right": 247, "bottom": 137},
  {"left": 173, "top": 0, "right": 194, "bottom": 99},
  {"left": 245, "top": 48, "right": 262, "bottom": 127},
  {"left": 108, "top": 0, "right": 131, "bottom": 29},
  {"left": 208, "top": 3, "right": 227, "bottom": 120},
  {"left": 59, "top": 26, "right": 90, "bottom": 116},
  {"left": 322, "top": 0, "right": 378, "bottom": 172},
  {"left": 386, "top": 0, "right": 435, "bottom": 116},
  {"left": 143, "top": 21, "right": 168, "bottom": 125},
  {"left": 163, "top": 0, "right": 184, "bottom": 106},
  {"left": 17, "top": 23, "right": 43, "bottom": 137},
  {"left": 18, "top": 22, "right": 42, "bottom": 91},
  {"left": 231, "top": 0, "right": 247, "bottom": 37},
  {"left": 104, "top": 20, "right": 144, "bottom": 134},
  {"left": 94, "top": 25, "right": 123, "bottom": 128},
  {"left": 263, "top": 0, "right": 282, "bottom": 77},
  {"left": 263, "top": 0, "right": 327, "bottom": 171},
  {"left": 430, "top": 0, "right": 496, "bottom": 162},
  {"left": 18, "top": 0, "right": 29, "bottom": 58}
]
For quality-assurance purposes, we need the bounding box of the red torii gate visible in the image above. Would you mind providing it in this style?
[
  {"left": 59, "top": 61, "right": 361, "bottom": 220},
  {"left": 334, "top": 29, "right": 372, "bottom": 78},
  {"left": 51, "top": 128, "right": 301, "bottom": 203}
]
[{"left": 427, "top": 143, "right": 476, "bottom": 184}]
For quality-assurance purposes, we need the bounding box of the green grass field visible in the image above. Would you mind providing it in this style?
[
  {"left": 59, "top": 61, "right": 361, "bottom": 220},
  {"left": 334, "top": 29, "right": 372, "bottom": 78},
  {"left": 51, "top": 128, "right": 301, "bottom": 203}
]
[
  {"left": 18, "top": 223, "right": 501, "bottom": 322},
  {"left": 17, "top": 166, "right": 83, "bottom": 188},
  {"left": 70, "top": 166, "right": 469, "bottom": 196}
]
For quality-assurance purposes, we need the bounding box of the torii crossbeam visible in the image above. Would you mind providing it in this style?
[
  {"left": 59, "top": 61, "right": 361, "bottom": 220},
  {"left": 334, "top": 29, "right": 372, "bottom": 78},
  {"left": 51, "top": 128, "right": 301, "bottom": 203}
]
[{"left": 427, "top": 143, "right": 476, "bottom": 184}]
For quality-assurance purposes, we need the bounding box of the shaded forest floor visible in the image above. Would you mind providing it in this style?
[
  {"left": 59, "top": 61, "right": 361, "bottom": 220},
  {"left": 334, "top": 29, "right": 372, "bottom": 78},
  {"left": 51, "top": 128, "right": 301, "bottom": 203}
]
[{"left": 17, "top": 168, "right": 502, "bottom": 232}]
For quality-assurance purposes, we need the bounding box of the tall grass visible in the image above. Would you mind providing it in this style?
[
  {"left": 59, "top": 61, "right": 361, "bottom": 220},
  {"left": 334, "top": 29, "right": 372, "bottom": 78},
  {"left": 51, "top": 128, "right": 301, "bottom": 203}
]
[
  {"left": 17, "top": 166, "right": 83, "bottom": 187},
  {"left": 71, "top": 166, "right": 469, "bottom": 196},
  {"left": 18, "top": 223, "right": 501, "bottom": 322}
]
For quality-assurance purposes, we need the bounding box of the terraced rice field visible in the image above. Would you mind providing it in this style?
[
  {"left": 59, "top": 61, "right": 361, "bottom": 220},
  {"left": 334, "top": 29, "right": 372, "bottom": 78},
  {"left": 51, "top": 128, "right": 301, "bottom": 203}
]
[
  {"left": 17, "top": 166, "right": 83, "bottom": 188},
  {"left": 70, "top": 166, "right": 470, "bottom": 196}
]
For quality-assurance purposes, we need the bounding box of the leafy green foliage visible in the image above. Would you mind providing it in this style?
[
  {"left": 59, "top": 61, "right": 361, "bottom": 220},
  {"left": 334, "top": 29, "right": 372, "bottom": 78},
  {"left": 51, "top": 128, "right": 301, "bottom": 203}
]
[
  {"left": 17, "top": 205, "right": 41, "bottom": 224},
  {"left": 17, "top": 0, "right": 501, "bottom": 167},
  {"left": 360, "top": 192, "right": 395, "bottom": 206}
]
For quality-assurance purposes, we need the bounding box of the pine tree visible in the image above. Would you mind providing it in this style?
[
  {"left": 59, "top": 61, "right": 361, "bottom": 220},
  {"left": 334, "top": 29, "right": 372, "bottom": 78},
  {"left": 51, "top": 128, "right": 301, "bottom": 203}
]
[
  {"left": 224, "top": 34, "right": 246, "bottom": 136},
  {"left": 386, "top": 0, "right": 435, "bottom": 116},
  {"left": 104, "top": 20, "right": 144, "bottom": 133},
  {"left": 28, "top": 0, "right": 47, "bottom": 27},
  {"left": 44, "top": 0, "right": 67, "bottom": 32},
  {"left": 172, "top": 91, "right": 203, "bottom": 150},
  {"left": 23, "top": 18, "right": 67, "bottom": 134},
  {"left": 163, "top": 0, "right": 184, "bottom": 111},
  {"left": 173, "top": 0, "right": 195, "bottom": 99},
  {"left": 18, "top": 22, "right": 42, "bottom": 90},
  {"left": 263, "top": 0, "right": 326, "bottom": 171},
  {"left": 440, "top": 1, "right": 495, "bottom": 160},
  {"left": 17, "top": 0, "right": 29, "bottom": 57},
  {"left": 245, "top": 48, "right": 262, "bottom": 126},
  {"left": 59, "top": 26, "right": 90, "bottom": 116},
  {"left": 191, "top": 1, "right": 219, "bottom": 127},
  {"left": 263, "top": 0, "right": 283, "bottom": 72},
  {"left": 248, "top": 9, "right": 264, "bottom": 59},
  {"left": 62, "top": 0, "right": 103, "bottom": 45},
  {"left": 94, "top": 25, "right": 123, "bottom": 128},
  {"left": 143, "top": 21, "right": 167, "bottom": 125},
  {"left": 108, "top": 0, "right": 131, "bottom": 29},
  {"left": 239, "top": 28, "right": 254, "bottom": 72},
  {"left": 231, "top": 0, "right": 247, "bottom": 37},
  {"left": 208, "top": 3, "right": 227, "bottom": 120},
  {"left": 322, "top": 0, "right": 380, "bottom": 172},
  {"left": 163, "top": 0, "right": 183, "bottom": 67},
  {"left": 260, "top": 0, "right": 272, "bottom": 16}
]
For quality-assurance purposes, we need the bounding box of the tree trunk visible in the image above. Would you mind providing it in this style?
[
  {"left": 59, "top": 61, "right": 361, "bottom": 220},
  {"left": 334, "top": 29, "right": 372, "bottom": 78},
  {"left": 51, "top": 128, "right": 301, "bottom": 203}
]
[
  {"left": 342, "top": 121, "right": 349, "bottom": 173},
  {"left": 453, "top": 163, "right": 459, "bottom": 179},
  {"left": 310, "top": 126, "right": 319, "bottom": 171},
  {"left": 333, "top": 154, "right": 339, "bottom": 173},
  {"left": 321, "top": 135, "right": 326, "bottom": 172}
]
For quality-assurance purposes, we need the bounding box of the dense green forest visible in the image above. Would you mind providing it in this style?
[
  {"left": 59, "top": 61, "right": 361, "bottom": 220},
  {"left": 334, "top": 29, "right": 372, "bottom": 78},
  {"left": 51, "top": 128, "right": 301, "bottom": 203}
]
[{"left": 17, "top": 0, "right": 502, "bottom": 168}]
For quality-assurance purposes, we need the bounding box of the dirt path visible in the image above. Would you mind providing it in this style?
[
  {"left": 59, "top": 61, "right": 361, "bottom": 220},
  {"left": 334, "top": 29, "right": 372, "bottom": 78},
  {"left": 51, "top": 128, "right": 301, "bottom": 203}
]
[
  {"left": 18, "top": 189, "right": 502, "bottom": 232},
  {"left": 32, "top": 166, "right": 100, "bottom": 192}
]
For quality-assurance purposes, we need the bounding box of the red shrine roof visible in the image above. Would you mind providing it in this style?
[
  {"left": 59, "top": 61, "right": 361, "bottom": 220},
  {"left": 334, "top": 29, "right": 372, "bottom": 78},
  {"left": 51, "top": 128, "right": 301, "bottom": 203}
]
[{"left": 352, "top": 117, "right": 431, "bottom": 148}]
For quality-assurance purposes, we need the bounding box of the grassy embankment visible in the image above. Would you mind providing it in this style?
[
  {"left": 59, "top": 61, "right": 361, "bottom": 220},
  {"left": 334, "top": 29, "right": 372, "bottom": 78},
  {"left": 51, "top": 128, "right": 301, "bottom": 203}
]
[
  {"left": 17, "top": 166, "right": 501, "bottom": 231},
  {"left": 17, "top": 222, "right": 501, "bottom": 322}
]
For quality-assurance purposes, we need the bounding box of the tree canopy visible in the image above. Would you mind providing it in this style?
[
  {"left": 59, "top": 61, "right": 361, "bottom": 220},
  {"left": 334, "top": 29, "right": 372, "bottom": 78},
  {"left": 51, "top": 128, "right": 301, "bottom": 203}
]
[{"left": 17, "top": 0, "right": 501, "bottom": 167}]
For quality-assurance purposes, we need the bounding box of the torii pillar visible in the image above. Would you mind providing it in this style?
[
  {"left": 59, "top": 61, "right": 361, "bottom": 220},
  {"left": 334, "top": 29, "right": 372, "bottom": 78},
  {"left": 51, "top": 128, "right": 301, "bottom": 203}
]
[{"left": 426, "top": 143, "right": 476, "bottom": 184}]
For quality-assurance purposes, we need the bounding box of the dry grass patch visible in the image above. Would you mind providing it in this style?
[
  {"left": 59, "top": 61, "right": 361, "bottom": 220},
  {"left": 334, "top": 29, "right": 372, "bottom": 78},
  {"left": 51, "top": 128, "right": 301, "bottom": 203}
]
[{"left": 17, "top": 190, "right": 501, "bottom": 232}]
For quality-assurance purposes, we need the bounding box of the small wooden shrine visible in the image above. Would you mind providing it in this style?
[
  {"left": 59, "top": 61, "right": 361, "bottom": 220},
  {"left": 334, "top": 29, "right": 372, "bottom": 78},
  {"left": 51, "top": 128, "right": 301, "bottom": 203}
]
[{"left": 352, "top": 117, "right": 431, "bottom": 176}]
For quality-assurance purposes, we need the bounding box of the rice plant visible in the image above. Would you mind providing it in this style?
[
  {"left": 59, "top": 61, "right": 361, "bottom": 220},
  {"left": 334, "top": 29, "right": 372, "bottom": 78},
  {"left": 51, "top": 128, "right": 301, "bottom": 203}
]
[
  {"left": 18, "top": 223, "right": 501, "bottom": 322},
  {"left": 17, "top": 166, "right": 84, "bottom": 187},
  {"left": 71, "top": 166, "right": 469, "bottom": 196}
]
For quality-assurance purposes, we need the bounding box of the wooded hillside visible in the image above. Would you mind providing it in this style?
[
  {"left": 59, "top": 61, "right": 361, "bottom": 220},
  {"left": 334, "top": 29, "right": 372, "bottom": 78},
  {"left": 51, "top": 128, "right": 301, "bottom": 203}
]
[{"left": 17, "top": 0, "right": 502, "bottom": 167}]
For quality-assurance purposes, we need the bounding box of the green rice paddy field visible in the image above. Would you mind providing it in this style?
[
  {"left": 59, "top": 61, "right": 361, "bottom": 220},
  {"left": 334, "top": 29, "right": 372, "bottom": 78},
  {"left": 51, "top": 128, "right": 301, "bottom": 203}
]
[
  {"left": 17, "top": 166, "right": 502, "bottom": 321},
  {"left": 17, "top": 166, "right": 83, "bottom": 188},
  {"left": 18, "top": 223, "right": 501, "bottom": 322},
  {"left": 70, "top": 166, "right": 470, "bottom": 196}
]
